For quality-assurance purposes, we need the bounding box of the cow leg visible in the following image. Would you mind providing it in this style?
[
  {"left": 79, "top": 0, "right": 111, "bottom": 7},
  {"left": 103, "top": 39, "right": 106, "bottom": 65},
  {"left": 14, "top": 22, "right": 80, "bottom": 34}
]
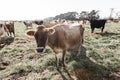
[
  {"left": 91, "top": 28, "right": 94, "bottom": 33},
  {"left": 101, "top": 26, "right": 104, "bottom": 33},
  {"left": 78, "top": 45, "right": 81, "bottom": 53},
  {"left": 10, "top": 32, "right": 12, "bottom": 37},
  {"left": 6, "top": 32, "right": 9, "bottom": 36},
  {"left": 62, "top": 50, "right": 66, "bottom": 67},
  {"left": 6, "top": 29, "right": 9, "bottom": 36},
  {"left": 12, "top": 25, "right": 15, "bottom": 37},
  {"left": 13, "top": 31, "right": 15, "bottom": 37},
  {"left": 55, "top": 54, "right": 59, "bottom": 67},
  {"left": 78, "top": 36, "right": 83, "bottom": 54}
]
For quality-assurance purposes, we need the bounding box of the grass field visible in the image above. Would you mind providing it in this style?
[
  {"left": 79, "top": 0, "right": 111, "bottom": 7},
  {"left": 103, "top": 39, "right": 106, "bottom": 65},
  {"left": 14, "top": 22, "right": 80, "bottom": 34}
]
[{"left": 0, "top": 21, "right": 120, "bottom": 80}]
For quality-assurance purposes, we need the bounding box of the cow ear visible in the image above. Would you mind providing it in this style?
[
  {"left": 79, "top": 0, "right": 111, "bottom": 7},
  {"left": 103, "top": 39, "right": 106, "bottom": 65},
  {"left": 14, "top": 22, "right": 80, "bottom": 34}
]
[
  {"left": 54, "top": 20, "right": 58, "bottom": 23},
  {"left": 48, "top": 28, "right": 55, "bottom": 35},
  {"left": 26, "top": 30, "right": 35, "bottom": 36}
]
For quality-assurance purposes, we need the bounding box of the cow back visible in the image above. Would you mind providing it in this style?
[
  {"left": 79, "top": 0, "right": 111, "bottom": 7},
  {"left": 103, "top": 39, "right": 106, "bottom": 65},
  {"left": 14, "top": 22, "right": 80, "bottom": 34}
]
[
  {"left": 47, "top": 24, "right": 84, "bottom": 49},
  {"left": 90, "top": 19, "right": 107, "bottom": 28}
]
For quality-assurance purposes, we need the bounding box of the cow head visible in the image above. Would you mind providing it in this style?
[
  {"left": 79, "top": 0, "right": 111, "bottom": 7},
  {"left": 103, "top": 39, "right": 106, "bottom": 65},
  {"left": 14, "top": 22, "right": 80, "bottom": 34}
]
[{"left": 26, "top": 25, "right": 55, "bottom": 52}]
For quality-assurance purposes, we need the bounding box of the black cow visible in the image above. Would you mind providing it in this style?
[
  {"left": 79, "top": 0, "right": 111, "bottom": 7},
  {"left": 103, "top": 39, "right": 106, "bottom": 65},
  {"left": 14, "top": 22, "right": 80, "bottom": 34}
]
[
  {"left": 89, "top": 19, "right": 107, "bottom": 33},
  {"left": 33, "top": 20, "right": 43, "bottom": 25}
]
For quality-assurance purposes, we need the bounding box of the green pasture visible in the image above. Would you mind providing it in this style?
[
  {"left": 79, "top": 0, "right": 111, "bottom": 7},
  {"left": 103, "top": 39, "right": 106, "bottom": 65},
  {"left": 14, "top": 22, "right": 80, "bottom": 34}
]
[{"left": 0, "top": 21, "right": 120, "bottom": 80}]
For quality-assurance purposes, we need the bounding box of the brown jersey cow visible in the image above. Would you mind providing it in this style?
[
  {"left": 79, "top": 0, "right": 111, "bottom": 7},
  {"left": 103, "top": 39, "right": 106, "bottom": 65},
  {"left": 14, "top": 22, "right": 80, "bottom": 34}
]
[
  {"left": 5, "top": 21, "right": 15, "bottom": 37},
  {"left": 26, "top": 24, "right": 84, "bottom": 67},
  {"left": 0, "top": 21, "right": 9, "bottom": 36},
  {"left": 23, "top": 21, "right": 33, "bottom": 29},
  {"left": 0, "top": 23, "right": 7, "bottom": 36}
]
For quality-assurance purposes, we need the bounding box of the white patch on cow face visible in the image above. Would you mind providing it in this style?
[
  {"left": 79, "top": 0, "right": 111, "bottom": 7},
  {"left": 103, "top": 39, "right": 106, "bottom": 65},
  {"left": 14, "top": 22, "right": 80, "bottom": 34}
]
[{"left": 34, "top": 29, "right": 48, "bottom": 53}]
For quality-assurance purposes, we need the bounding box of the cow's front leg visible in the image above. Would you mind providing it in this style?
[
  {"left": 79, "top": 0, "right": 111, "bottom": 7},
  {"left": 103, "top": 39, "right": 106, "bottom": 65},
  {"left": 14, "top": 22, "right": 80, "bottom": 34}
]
[
  {"left": 62, "top": 50, "right": 66, "bottom": 67},
  {"left": 55, "top": 54, "right": 59, "bottom": 67},
  {"left": 101, "top": 26, "right": 104, "bottom": 33}
]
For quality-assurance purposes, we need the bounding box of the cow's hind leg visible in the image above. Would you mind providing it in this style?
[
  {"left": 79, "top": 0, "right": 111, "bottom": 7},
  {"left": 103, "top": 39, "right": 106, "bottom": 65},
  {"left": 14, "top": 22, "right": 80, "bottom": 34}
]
[
  {"left": 101, "top": 26, "right": 104, "bottom": 33},
  {"left": 55, "top": 54, "right": 59, "bottom": 67},
  {"left": 91, "top": 28, "right": 95, "bottom": 33}
]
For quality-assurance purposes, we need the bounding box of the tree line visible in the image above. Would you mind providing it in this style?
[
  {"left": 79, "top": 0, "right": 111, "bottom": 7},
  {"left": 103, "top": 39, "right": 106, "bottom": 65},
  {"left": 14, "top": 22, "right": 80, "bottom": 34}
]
[{"left": 45, "top": 10, "right": 100, "bottom": 21}]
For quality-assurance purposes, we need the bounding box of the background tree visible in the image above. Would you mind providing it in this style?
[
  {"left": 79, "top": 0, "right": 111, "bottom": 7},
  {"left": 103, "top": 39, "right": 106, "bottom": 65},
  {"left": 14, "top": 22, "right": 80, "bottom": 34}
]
[
  {"left": 54, "top": 12, "right": 79, "bottom": 20},
  {"left": 79, "top": 11, "right": 89, "bottom": 20},
  {"left": 88, "top": 10, "right": 100, "bottom": 20}
]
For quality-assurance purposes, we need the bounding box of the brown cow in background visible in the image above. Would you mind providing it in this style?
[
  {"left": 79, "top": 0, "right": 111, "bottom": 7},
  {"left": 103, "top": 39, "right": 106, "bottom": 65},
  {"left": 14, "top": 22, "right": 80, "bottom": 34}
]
[
  {"left": 23, "top": 21, "right": 33, "bottom": 29},
  {"left": 0, "top": 22, "right": 7, "bottom": 36},
  {"left": 5, "top": 21, "right": 15, "bottom": 37},
  {"left": 0, "top": 21, "right": 15, "bottom": 37}
]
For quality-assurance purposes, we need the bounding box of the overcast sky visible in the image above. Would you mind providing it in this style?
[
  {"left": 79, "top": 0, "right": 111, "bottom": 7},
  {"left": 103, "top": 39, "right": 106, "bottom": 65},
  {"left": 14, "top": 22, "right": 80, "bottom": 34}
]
[{"left": 0, "top": 0, "right": 120, "bottom": 20}]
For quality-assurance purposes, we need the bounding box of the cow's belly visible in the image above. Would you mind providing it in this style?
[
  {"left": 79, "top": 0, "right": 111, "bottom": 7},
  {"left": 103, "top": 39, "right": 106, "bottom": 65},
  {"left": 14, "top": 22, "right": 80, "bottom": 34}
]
[
  {"left": 66, "top": 39, "right": 81, "bottom": 49},
  {"left": 64, "top": 29, "right": 82, "bottom": 49},
  {"left": 95, "top": 26, "right": 102, "bottom": 28}
]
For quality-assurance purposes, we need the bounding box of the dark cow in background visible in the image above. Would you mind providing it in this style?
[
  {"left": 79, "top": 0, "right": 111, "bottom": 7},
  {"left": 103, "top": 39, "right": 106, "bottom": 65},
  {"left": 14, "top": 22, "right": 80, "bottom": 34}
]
[
  {"left": 33, "top": 20, "right": 43, "bottom": 25},
  {"left": 89, "top": 19, "right": 107, "bottom": 33},
  {"left": 23, "top": 21, "right": 33, "bottom": 29},
  {"left": 26, "top": 24, "right": 84, "bottom": 67},
  {"left": 5, "top": 21, "right": 15, "bottom": 37}
]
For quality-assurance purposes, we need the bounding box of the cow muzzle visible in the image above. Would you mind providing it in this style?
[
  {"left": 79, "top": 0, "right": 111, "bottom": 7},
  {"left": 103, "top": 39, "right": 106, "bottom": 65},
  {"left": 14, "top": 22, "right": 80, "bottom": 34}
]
[{"left": 36, "top": 47, "right": 44, "bottom": 52}]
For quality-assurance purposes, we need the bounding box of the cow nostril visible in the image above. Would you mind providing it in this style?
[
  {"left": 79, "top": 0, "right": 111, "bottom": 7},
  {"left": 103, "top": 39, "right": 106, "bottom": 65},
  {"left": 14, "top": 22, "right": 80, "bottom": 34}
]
[{"left": 36, "top": 46, "right": 44, "bottom": 52}]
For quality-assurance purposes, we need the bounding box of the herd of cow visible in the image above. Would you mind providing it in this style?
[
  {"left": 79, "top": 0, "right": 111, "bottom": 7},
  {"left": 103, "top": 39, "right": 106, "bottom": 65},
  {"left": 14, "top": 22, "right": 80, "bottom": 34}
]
[{"left": 0, "top": 19, "right": 108, "bottom": 67}]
